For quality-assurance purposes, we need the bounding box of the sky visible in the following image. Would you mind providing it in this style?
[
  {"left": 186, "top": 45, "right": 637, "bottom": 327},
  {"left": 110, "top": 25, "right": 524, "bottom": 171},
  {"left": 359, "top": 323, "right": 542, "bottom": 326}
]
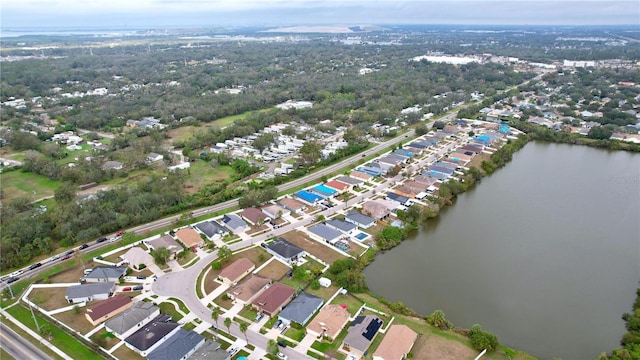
[{"left": 1, "top": 0, "right": 639, "bottom": 30}]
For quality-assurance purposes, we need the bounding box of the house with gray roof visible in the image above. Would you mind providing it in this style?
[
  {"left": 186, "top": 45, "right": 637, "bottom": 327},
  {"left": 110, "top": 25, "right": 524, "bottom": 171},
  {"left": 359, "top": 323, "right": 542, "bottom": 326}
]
[
  {"left": 307, "top": 224, "right": 343, "bottom": 245},
  {"left": 195, "top": 220, "right": 229, "bottom": 239},
  {"left": 386, "top": 192, "right": 410, "bottom": 206},
  {"left": 125, "top": 314, "right": 180, "bottom": 356},
  {"left": 334, "top": 175, "right": 362, "bottom": 185},
  {"left": 105, "top": 301, "right": 160, "bottom": 339},
  {"left": 221, "top": 214, "right": 248, "bottom": 234},
  {"left": 82, "top": 266, "right": 127, "bottom": 283},
  {"left": 326, "top": 218, "right": 357, "bottom": 235},
  {"left": 345, "top": 210, "right": 376, "bottom": 229},
  {"left": 65, "top": 282, "right": 115, "bottom": 304},
  {"left": 278, "top": 292, "right": 324, "bottom": 326},
  {"left": 266, "top": 238, "right": 305, "bottom": 263},
  {"left": 145, "top": 235, "right": 183, "bottom": 260},
  {"left": 188, "top": 340, "right": 229, "bottom": 360},
  {"left": 147, "top": 329, "right": 205, "bottom": 360},
  {"left": 343, "top": 315, "right": 383, "bottom": 357}
]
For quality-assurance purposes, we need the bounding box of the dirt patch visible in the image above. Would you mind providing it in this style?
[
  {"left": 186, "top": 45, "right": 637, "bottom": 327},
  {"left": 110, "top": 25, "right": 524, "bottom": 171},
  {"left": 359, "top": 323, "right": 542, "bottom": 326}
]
[
  {"left": 51, "top": 307, "right": 96, "bottom": 335},
  {"left": 29, "top": 287, "right": 70, "bottom": 312},
  {"left": 90, "top": 328, "right": 120, "bottom": 350},
  {"left": 280, "top": 230, "right": 347, "bottom": 264},
  {"left": 204, "top": 277, "right": 221, "bottom": 296},
  {"left": 47, "top": 264, "right": 88, "bottom": 284},
  {"left": 414, "top": 333, "right": 477, "bottom": 360},
  {"left": 255, "top": 260, "right": 290, "bottom": 281},
  {"left": 112, "top": 343, "right": 145, "bottom": 360}
]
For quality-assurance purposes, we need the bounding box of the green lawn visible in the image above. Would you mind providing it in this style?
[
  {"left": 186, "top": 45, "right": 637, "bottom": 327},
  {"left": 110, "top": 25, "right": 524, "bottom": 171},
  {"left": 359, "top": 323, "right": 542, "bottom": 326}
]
[
  {"left": 185, "top": 162, "right": 236, "bottom": 191},
  {"left": 285, "top": 326, "right": 306, "bottom": 342},
  {"left": 5, "top": 304, "right": 101, "bottom": 360},
  {"left": 0, "top": 170, "right": 60, "bottom": 201},
  {"left": 159, "top": 302, "right": 184, "bottom": 321},
  {"left": 330, "top": 293, "right": 364, "bottom": 316}
]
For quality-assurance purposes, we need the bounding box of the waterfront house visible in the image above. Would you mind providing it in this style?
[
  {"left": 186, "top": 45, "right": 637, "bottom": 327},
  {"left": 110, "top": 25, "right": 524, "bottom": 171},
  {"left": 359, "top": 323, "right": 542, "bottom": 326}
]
[
  {"left": 372, "top": 324, "right": 418, "bottom": 360},
  {"left": 345, "top": 210, "right": 376, "bottom": 229},
  {"left": 307, "top": 223, "right": 343, "bottom": 244},
  {"left": 307, "top": 304, "right": 350, "bottom": 340},
  {"left": 326, "top": 218, "right": 358, "bottom": 235},
  {"left": 342, "top": 315, "right": 383, "bottom": 357}
]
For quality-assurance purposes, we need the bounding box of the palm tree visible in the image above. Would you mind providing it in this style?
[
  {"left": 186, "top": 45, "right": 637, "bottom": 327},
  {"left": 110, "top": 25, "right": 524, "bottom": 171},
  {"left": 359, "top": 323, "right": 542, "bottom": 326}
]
[
  {"left": 224, "top": 317, "right": 232, "bottom": 335},
  {"left": 239, "top": 321, "right": 249, "bottom": 344},
  {"left": 211, "top": 307, "right": 220, "bottom": 337}
]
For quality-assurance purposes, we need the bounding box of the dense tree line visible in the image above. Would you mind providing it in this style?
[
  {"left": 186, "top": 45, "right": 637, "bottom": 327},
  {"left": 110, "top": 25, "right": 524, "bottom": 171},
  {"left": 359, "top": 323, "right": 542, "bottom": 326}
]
[{"left": 599, "top": 288, "right": 640, "bottom": 360}]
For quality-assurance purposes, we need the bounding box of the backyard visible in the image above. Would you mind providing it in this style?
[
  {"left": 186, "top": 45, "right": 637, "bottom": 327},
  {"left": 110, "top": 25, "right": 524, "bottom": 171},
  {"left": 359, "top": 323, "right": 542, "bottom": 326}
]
[{"left": 280, "top": 231, "right": 347, "bottom": 264}]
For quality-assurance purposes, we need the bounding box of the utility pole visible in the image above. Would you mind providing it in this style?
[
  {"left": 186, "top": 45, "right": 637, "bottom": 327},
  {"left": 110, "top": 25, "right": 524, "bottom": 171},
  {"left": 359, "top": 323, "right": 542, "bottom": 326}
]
[{"left": 27, "top": 299, "right": 41, "bottom": 333}]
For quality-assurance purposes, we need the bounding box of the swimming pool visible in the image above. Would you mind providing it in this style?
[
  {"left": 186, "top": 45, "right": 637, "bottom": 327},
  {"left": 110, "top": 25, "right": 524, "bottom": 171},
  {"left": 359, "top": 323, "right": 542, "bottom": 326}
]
[{"left": 354, "top": 232, "right": 368, "bottom": 240}]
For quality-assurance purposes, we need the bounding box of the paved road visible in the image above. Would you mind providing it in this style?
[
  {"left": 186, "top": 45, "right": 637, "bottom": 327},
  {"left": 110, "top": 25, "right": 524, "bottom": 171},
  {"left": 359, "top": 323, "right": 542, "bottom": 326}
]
[{"left": 0, "top": 322, "right": 50, "bottom": 360}]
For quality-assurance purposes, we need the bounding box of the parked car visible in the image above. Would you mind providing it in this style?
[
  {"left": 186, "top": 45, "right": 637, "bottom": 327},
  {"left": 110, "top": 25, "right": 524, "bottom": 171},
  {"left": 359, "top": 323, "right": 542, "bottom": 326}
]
[
  {"left": 132, "top": 285, "right": 143, "bottom": 291},
  {"left": 28, "top": 263, "right": 42, "bottom": 270},
  {"left": 136, "top": 275, "right": 146, "bottom": 279},
  {"left": 274, "top": 320, "right": 282, "bottom": 329},
  {"left": 277, "top": 353, "right": 288, "bottom": 360},
  {"left": 96, "top": 237, "right": 107, "bottom": 243},
  {"left": 277, "top": 340, "right": 287, "bottom": 348},
  {"left": 79, "top": 244, "right": 89, "bottom": 250},
  {"left": 122, "top": 287, "right": 132, "bottom": 291},
  {"left": 254, "top": 313, "right": 264, "bottom": 322}
]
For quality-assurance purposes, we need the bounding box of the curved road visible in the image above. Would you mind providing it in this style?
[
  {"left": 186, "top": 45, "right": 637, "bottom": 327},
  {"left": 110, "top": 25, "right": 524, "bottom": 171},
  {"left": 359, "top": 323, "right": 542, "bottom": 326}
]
[{"left": 0, "top": 322, "right": 50, "bottom": 360}]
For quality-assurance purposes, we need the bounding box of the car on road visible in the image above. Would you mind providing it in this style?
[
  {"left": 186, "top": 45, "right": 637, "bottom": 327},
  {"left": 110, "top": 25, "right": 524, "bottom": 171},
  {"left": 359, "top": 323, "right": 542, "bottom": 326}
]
[
  {"left": 6, "top": 277, "right": 19, "bottom": 284},
  {"left": 10, "top": 270, "right": 23, "bottom": 277},
  {"left": 132, "top": 285, "right": 143, "bottom": 291},
  {"left": 277, "top": 340, "right": 287, "bottom": 348},
  {"left": 60, "top": 255, "right": 71, "bottom": 261},
  {"left": 28, "top": 263, "right": 42, "bottom": 270},
  {"left": 96, "top": 237, "right": 107, "bottom": 243},
  {"left": 116, "top": 231, "right": 126, "bottom": 236},
  {"left": 79, "top": 244, "right": 89, "bottom": 250},
  {"left": 122, "top": 287, "right": 131, "bottom": 291},
  {"left": 277, "top": 353, "right": 288, "bottom": 360},
  {"left": 65, "top": 250, "right": 75, "bottom": 256}
]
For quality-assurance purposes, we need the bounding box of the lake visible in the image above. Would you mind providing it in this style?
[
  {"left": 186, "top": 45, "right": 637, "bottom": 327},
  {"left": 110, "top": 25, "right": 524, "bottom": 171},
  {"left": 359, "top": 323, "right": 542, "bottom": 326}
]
[{"left": 364, "top": 142, "right": 640, "bottom": 359}]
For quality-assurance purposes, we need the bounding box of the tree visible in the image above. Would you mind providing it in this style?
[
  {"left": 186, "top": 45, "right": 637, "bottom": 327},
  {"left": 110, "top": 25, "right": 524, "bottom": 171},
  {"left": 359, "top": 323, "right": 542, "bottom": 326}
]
[
  {"left": 54, "top": 182, "right": 78, "bottom": 203},
  {"left": 587, "top": 126, "right": 613, "bottom": 140},
  {"left": 217, "top": 245, "right": 232, "bottom": 263},
  {"left": 239, "top": 321, "right": 249, "bottom": 344},
  {"left": 427, "top": 310, "right": 452, "bottom": 329},
  {"left": 252, "top": 132, "right": 276, "bottom": 152},
  {"left": 299, "top": 139, "right": 322, "bottom": 165},
  {"left": 267, "top": 339, "right": 279, "bottom": 356},
  {"left": 211, "top": 307, "right": 220, "bottom": 336},
  {"left": 415, "top": 124, "right": 429, "bottom": 136},
  {"left": 224, "top": 317, "right": 232, "bottom": 335},
  {"left": 468, "top": 324, "right": 499, "bottom": 351},
  {"left": 151, "top": 247, "right": 170, "bottom": 266}
]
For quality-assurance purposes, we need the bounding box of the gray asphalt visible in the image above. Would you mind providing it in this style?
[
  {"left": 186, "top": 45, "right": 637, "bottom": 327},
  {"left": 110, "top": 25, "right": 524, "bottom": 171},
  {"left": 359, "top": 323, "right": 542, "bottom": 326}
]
[{"left": 0, "top": 321, "right": 51, "bottom": 360}]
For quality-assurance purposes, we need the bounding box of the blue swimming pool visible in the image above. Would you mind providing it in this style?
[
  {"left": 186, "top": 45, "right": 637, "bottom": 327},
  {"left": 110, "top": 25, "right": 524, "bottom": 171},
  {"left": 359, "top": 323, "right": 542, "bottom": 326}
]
[{"left": 355, "top": 232, "right": 368, "bottom": 240}]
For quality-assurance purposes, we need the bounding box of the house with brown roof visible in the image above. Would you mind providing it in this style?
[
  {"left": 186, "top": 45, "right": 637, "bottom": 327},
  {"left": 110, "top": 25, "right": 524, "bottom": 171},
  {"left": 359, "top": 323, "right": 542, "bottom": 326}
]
[
  {"left": 372, "top": 324, "right": 418, "bottom": 360},
  {"left": 403, "top": 180, "right": 429, "bottom": 193},
  {"left": 120, "top": 247, "right": 154, "bottom": 271},
  {"left": 85, "top": 294, "right": 133, "bottom": 326},
  {"left": 261, "top": 204, "right": 290, "bottom": 220},
  {"left": 240, "top": 207, "right": 270, "bottom": 226},
  {"left": 412, "top": 175, "right": 437, "bottom": 187},
  {"left": 394, "top": 185, "right": 420, "bottom": 199},
  {"left": 362, "top": 201, "right": 391, "bottom": 220},
  {"left": 175, "top": 228, "right": 204, "bottom": 249},
  {"left": 227, "top": 275, "right": 271, "bottom": 304},
  {"left": 325, "top": 180, "right": 350, "bottom": 192},
  {"left": 251, "top": 282, "right": 296, "bottom": 317},
  {"left": 307, "top": 304, "right": 350, "bottom": 340},
  {"left": 218, "top": 258, "right": 255, "bottom": 286},
  {"left": 350, "top": 170, "right": 373, "bottom": 181},
  {"left": 278, "top": 197, "right": 306, "bottom": 214}
]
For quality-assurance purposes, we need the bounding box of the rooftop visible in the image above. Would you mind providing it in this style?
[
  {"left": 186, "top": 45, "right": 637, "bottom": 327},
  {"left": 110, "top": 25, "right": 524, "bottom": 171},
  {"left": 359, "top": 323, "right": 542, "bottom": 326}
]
[
  {"left": 308, "top": 223, "right": 342, "bottom": 242},
  {"left": 125, "top": 314, "right": 179, "bottom": 351},
  {"left": 267, "top": 237, "right": 305, "bottom": 259},
  {"left": 146, "top": 235, "right": 182, "bottom": 254},
  {"left": 83, "top": 266, "right": 127, "bottom": 281},
  {"left": 229, "top": 275, "right": 271, "bottom": 302},
  {"left": 146, "top": 329, "right": 204, "bottom": 360},
  {"left": 307, "top": 304, "right": 351, "bottom": 339},
  {"left": 219, "top": 258, "right": 255, "bottom": 283},
  {"left": 344, "top": 315, "right": 383, "bottom": 353},
  {"left": 66, "top": 282, "right": 115, "bottom": 300},
  {"left": 251, "top": 282, "right": 296, "bottom": 315},
  {"left": 278, "top": 292, "right": 324, "bottom": 325},
  {"left": 175, "top": 228, "right": 202, "bottom": 248},
  {"left": 372, "top": 324, "right": 418, "bottom": 360},
  {"left": 105, "top": 301, "right": 160, "bottom": 335},
  {"left": 86, "top": 294, "right": 132, "bottom": 323},
  {"left": 194, "top": 221, "right": 228, "bottom": 238}
]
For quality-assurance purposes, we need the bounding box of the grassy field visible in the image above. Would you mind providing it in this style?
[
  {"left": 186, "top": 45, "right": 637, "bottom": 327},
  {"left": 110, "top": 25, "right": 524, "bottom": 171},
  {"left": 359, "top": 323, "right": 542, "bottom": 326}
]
[
  {"left": 183, "top": 162, "right": 236, "bottom": 194},
  {"left": 5, "top": 304, "right": 102, "bottom": 360},
  {"left": 0, "top": 170, "right": 60, "bottom": 201}
]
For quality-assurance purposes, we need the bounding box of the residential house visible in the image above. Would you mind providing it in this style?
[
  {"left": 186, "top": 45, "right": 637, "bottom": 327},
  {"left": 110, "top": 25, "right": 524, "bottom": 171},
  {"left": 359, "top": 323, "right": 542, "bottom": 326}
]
[
  {"left": 349, "top": 170, "right": 373, "bottom": 182},
  {"left": 240, "top": 207, "right": 270, "bottom": 226},
  {"left": 65, "top": 282, "right": 116, "bottom": 304},
  {"left": 251, "top": 282, "right": 296, "bottom": 317},
  {"left": 412, "top": 175, "right": 437, "bottom": 187},
  {"left": 218, "top": 258, "right": 255, "bottom": 286},
  {"left": 324, "top": 180, "right": 350, "bottom": 192},
  {"left": 120, "top": 247, "right": 154, "bottom": 271},
  {"left": 145, "top": 235, "right": 183, "bottom": 260},
  {"left": 394, "top": 185, "right": 420, "bottom": 199},
  {"left": 307, "top": 224, "right": 343, "bottom": 245},
  {"left": 82, "top": 267, "right": 127, "bottom": 283},
  {"left": 195, "top": 220, "right": 229, "bottom": 240},
  {"left": 372, "top": 324, "right": 418, "bottom": 360},
  {"left": 146, "top": 329, "right": 205, "bottom": 360},
  {"left": 278, "top": 197, "right": 307, "bottom": 214},
  {"left": 307, "top": 304, "right": 351, "bottom": 340},
  {"left": 309, "top": 184, "right": 337, "bottom": 198},
  {"left": 85, "top": 294, "right": 133, "bottom": 326},
  {"left": 227, "top": 275, "right": 271, "bottom": 304},
  {"left": 345, "top": 210, "right": 376, "bottom": 229},
  {"left": 459, "top": 144, "right": 484, "bottom": 154},
  {"left": 335, "top": 175, "right": 362, "bottom": 186},
  {"left": 261, "top": 204, "right": 290, "bottom": 220},
  {"left": 278, "top": 292, "right": 324, "bottom": 326},
  {"left": 146, "top": 153, "right": 164, "bottom": 163},
  {"left": 386, "top": 192, "right": 410, "bottom": 206},
  {"left": 221, "top": 214, "right": 249, "bottom": 234},
  {"left": 125, "top": 314, "right": 180, "bottom": 356},
  {"left": 362, "top": 201, "right": 391, "bottom": 220},
  {"left": 188, "top": 340, "right": 229, "bottom": 360},
  {"left": 448, "top": 152, "right": 472, "bottom": 164},
  {"left": 326, "top": 218, "right": 357, "bottom": 235},
  {"left": 295, "top": 190, "right": 324, "bottom": 205},
  {"left": 266, "top": 238, "right": 306, "bottom": 263},
  {"left": 402, "top": 181, "right": 429, "bottom": 194},
  {"left": 105, "top": 301, "right": 160, "bottom": 340},
  {"left": 342, "top": 315, "right": 383, "bottom": 357},
  {"left": 175, "top": 228, "right": 204, "bottom": 249},
  {"left": 394, "top": 149, "right": 413, "bottom": 158}
]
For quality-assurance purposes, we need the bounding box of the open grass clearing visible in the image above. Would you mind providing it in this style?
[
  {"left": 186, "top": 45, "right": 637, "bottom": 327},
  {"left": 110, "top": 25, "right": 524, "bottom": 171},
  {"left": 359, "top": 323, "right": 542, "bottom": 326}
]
[
  {"left": 329, "top": 293, "right": 363, "bottom": 316},
  {"left": 255, "top": 260, "right": 290, "bottom": 281},
  {"left": 0, "top": 170, "right": 60, "bottom": 201},
  {"left": 29, "top": 287, "right": 70, "bottom": 312},
  {"left": 112, "top": 343, "right": 145, "bottom": 360},
  {"left": 47, "top": 264, "right": 88, "bottom": 284},
  {"left": 51, "top": 306, "right": 96, "bottom": 335},
  {"left": 89, "top": 328, "right": 120, "bottom": 350},
  {"left": 280, "top": 230, "right": 347, "bottom": 264},
  {"left": 305, "top": 284, "right": 340, "bottom": 301},
  {"left": 183, "top": 162, "right": 236, "bottom": 194}
]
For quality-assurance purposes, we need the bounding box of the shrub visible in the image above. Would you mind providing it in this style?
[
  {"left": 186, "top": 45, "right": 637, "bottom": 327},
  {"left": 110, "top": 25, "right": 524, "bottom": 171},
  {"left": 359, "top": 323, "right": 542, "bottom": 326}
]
[
  {"left": 211, "top": 261, "right": 222, "bottom": 270},
  {"left": 468, "top": 324, "right": 499, "bottom": 351}
]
